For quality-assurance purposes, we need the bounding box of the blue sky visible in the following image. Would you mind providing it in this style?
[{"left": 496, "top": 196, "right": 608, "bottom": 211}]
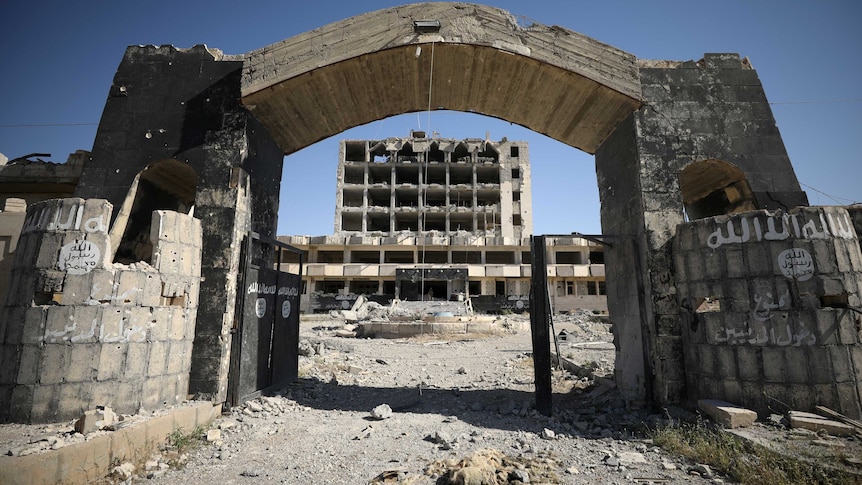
[{"left": 1, "top": 1, "right": 859, "bottom": 236}]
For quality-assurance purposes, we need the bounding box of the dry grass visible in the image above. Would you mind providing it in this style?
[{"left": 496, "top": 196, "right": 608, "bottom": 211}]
[{"left": 650, "top": 420, "right": 862, "bottom": 484}]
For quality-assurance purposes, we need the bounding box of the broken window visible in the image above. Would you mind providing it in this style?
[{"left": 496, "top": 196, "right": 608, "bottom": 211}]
[
  {"left": 556, "top": 251, "right": 583, "bottom": 264},
  {"left": 345, "top": 141, "right": 366, "bottom": 162},
  {"left": 113, "top": 159, "right": 197, "bottom": 264},
  {"left": 679, "top": 159, "right": 757, "bottom": 220},
  {"left": 588, "top": 251, "right": 604, "bottom": 264}
]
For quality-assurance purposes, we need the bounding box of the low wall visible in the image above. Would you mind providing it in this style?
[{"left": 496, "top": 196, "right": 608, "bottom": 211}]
[
  {"left": 673, "top": 206, "right": 862, "bottom": 418},
  {"left": 0, "top": 198, "right": 202, "bottom": 423}
]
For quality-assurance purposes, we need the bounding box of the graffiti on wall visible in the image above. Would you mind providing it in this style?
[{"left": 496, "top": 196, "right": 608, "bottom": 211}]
[
  {"left": 21, "top": 202, "right": 107, "bottom": 235},
  {"left": 778, "top": 248, "right": 814, "bottom": 281},
  {"left": 58, "top": 239, "right": 101, "bottom": 275},
  {"left": 751, "top": 289, "right": 790, "bottom": 322},
  {"left": 706, "top": 211, "right": 854, "bottom": 249},
  {"left": 715, "top": 318, "right": 816, "bottom": 346}
]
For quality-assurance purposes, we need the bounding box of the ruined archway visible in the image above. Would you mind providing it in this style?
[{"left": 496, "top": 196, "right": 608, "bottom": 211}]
[
  {"left": 2, "top": 2, "right": 826, "bottom": 423},
  {"left": 680, "top": 159, "right": 757, "bottom": 220}
]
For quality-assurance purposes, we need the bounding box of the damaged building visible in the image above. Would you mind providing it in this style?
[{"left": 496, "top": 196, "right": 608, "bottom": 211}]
[
  {"left": 0, "top": 2, "right": 861, "bottom": 428},
  {"left": 277, "top": 133, "right": 607, "bottom": 314}
]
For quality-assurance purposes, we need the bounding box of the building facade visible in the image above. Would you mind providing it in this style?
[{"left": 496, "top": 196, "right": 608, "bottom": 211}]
[{"left": 278, "top": 133, "right": 607, "bottom": 314}]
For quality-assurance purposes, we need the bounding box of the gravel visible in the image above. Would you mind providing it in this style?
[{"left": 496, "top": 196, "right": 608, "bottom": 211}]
[{"left": 146, "top": 314, "right": 715, "bottom": 484}]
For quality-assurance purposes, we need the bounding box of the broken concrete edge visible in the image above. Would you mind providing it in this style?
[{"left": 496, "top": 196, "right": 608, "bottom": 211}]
[
  {"left": 0, "top": 401, "right": 221, "bottom": 485},
  {"left": 697, "top": 399, "right": 757, "bottom": 429},
  {"left": 788, "top": 411, "right": 857, "bottom": 437},
  {"left": 356, "top": 319, "right": 528, "bottom": 338}
]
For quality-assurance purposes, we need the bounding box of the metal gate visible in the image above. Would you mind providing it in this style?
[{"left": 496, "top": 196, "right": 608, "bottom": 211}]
[{"left": 228, "top": 231, "right": 303, "bottom": 406}]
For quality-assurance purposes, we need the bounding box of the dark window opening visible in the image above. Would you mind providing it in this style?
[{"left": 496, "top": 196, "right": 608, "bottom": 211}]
[
  {"left": 556, "top": 251, "right": 583, "bottom": 264},
  {"left": 495, "top": 281, "right": 505, "bottom": 296},
  {"left": 513, "top": 191, "right": 521, "bottom": 202},
  {"left": 468, "top": 281, "right": 481, "bottom": 295},
  {"left": 512, "top": 168, "right": 520, "bottom": 178},
  {"left": 680, "top": 159, "right": 757, "bottom": 220},
  {"left": 114, "top": 159, "right": 197, "bottom": 264},
  {"left": 486, "top": 251, "right": 515, "bottom": 264},
  {"left": 589, "top": 251, "right": 605, "bottom": 264},
  {"left": 317, "top": 251, "right": 344, "bottom": 263},
  {"left": 345, "top": 141, "right": 366, "bottom": 162},
  {"left": 510, "top": 146, "right": 519, "bottom": 158},
  {"left": 350, "top": 251, "right": 380, "bottom": 263},
  {"left": 385, "top": 251, "right": 414, "bottom": 263}
]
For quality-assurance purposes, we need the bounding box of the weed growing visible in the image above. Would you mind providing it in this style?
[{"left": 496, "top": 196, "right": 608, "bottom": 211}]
[{"left": 649, "top": 420, "right": 861, "bottom": 484}]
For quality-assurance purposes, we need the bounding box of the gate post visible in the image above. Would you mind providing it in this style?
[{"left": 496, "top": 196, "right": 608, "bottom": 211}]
[{"left": 530, "top": 235, "right": 552, "bottom": 415}]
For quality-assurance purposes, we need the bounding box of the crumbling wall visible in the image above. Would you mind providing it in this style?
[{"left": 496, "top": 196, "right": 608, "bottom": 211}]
[
  {"left": 674, "top": 206, "right": 862, "bottom": 418},
  {"left": 0, "top": 198, "right": 202, "bottom": 423},
  {"left": 597, "top": 53, "right": 810, "bottom": 406},
  {"left": 75, "top": 45, "right": 283, "bottom": 403}
]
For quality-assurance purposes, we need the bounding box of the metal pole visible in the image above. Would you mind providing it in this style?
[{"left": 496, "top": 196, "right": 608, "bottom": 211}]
[{"left": 529, "top": 235, "right": 552, "bottom": 416}]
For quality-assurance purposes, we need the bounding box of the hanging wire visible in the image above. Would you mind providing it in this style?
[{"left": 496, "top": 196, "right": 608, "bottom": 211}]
[{"left": 799, "top": 182, "right": 860, "bottom": 205}]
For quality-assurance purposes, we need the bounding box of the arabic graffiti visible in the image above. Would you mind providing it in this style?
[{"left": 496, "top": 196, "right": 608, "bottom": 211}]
[
  {"left": 21, "top": 202, "right": 108, "bottom": 235},
  {"left": 714, "top": 319, "right": 816, "bottom": 346},
  {"left": 778, "top": 248, "right": 814, "bottom": 281},
  {"left": 58, "top": 239, "right": 101, "bottom": 275},
  {"left": 706, "top": 211, "right": 855, "bottom": 249},
  {"left": 751, "top": 290, "right": 790, "bottom": 322}
]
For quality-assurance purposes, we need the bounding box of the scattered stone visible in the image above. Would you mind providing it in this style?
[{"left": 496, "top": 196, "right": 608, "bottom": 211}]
[
  {"left": 540, "top": 428, "right": 555, "bottom": 440},
  {"left": 370, "top": 404, "right": 393, "bottom": 420},
  {"left": 74, "top": 410, "right": 100, "bottom": 434},
  {"left": 206, "top": 429, "right": 222, "bottom": 442},
  {"left": 789, "top": 411, "right": 856, "bottom": 437},
  {"left": 698, "top": 399, "right": 757, "bottom": 428},
  {"left": 298, "top": 340, "right": 316, "bottom": 356},
  {"left": 661, "top": 461, "right": 677, "bottom": 470},
  {"left": 428, "top": 430, "right": 454, "bottom": 449},
  {"left": 246, "top": 401, "right": 264, "bottom": 413},
  {"left": 603, "top": 455, "right": 619, "bottom": 467},
  {"left": 509, "top": 468, "right": 530, "bottom": 483},
  {"left": 617, "top": 451, "right": 647, "bottom": 467},
  {"left": 375, "top": 359, "right": 389, "bottom": 365},
  {"left": 457, "top": 367, "right": 467, "bottom": 374},
  {"left": 565, "top": 466, "right": 580, "bottom": 474},
  {"left": 240, "top": 469, "right": 261, "bottom": 477},
  {"left": 348, "top": 365, "right": 365, "bottom": 374},
  {"left": 353, "top": 425, "right": 374, "bottom": 440},
  {"left": 690, "top": 463, "right": 713, "bottom": 478},
  {"left": 112, "top": 462, "right": 136, "bottom": 480},
  {"left": 335, "top": 329, "right": 356, "bottom": 338}
]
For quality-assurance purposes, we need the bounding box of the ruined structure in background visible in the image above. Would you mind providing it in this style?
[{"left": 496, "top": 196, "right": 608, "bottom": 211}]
[
  {"left": 0, "top": 2, "right": 860, "bottom": 423},
  {"left": 279, "top": 134, "right": 607, "bottom": 314},
  {"left": 0, "top": 151, "right": 86, "bottom": 300}
]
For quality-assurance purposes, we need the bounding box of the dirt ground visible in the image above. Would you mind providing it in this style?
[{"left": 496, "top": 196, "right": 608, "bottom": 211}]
[{"left": 4, "top": 312, "right": 861, "bottom": 484}]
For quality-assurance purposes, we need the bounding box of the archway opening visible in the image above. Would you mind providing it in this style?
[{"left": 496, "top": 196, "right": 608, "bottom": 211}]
[
  {"left": 679, "top": 159, "right": 756, "bottom": 221},
  {"left": 113, "top": 159, "right": 198, "bottom": 264}
]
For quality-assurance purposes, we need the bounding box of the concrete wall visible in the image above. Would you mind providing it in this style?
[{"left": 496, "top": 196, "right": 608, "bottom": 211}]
[
  {"left": 0, "top": 198, "right": 202, "bottom": 423},
  {"left": 596, "top": 54, "right": 810, "bottom": 406},
  {"left": 674, "top": 207, "right": 862, "bottom": 418},
  {"left": 74, "top": 45, "right": 284, "bottom": 402}
]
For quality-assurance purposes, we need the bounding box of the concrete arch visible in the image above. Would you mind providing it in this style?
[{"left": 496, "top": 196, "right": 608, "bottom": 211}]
[
  {"left": 240, "top": 2, "right": 642, "bottom": 155},
  {"left": 58, "top": 2, "right": 811, "bottom": 417}
]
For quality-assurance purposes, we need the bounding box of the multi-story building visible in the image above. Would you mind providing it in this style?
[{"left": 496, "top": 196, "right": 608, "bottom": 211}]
[{"left": 278, "top": 132, "right": 606, "bottom": 314}]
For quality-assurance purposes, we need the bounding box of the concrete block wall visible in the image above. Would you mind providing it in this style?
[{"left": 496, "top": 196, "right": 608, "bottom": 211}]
[
  {"left": 673, "top": 206, "right": 862, "bottom": 418},
  {"left": 76, "top": 45, "right": 283, "bottom": 402},
  {"left": 0, "top": 198, "right": 202, "bottom": 423},
  {"left": 597, "top": 53, "right": 810, "bottom": 407}
]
